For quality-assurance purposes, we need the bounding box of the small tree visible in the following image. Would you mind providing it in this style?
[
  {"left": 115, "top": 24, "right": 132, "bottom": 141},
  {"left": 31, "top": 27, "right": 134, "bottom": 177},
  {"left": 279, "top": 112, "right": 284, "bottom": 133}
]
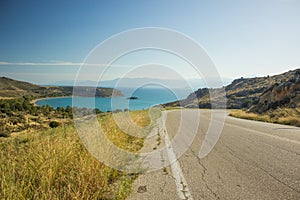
[
  {"left": 49, "top": 121, "right": 60, "bottom": 128},
  {"left": 94, "top": 108, "right": 102, "bottom": 114},
  {"left": 0, "top": 132, "right": 9, "bottom": 137}
]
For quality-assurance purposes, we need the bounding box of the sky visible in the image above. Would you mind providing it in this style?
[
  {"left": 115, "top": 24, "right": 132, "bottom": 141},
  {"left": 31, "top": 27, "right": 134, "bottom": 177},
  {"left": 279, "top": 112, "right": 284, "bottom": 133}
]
[{"left": 0, "top": 0, "right": 300, "bottom": 85}]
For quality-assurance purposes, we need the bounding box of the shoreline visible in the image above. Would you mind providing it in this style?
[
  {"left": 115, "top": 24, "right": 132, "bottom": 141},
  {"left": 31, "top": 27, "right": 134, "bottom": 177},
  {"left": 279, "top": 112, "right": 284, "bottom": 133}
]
[
  {"left": 31, "top": 95, "right": 121, "bottom": 106},
  {"left": 31, "top": 96, "right": 72, "bottom": 106}
]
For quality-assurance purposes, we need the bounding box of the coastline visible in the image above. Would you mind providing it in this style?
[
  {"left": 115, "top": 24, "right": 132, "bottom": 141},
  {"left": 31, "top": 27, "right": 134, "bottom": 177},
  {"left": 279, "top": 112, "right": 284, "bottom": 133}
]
[
  {"left": 31, "top": 95, "right": 118, "bottom": 106},
  {"left": 31, "top": 96, "right": 72, "bottom": 106}
]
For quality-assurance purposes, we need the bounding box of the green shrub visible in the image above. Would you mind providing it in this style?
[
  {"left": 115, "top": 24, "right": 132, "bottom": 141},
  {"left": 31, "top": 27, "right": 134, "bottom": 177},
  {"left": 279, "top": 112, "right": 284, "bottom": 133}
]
[
  {"left": 0, "top": 132, "right": 9, "bottom": 137},
  {"left": 49, "top": 121, "right": 60, "bottom": 128}
]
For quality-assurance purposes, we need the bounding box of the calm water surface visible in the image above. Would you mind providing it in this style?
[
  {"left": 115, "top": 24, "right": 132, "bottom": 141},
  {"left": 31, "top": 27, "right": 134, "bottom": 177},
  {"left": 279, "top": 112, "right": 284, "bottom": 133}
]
[{"left": 36, "top": 87, "right": 190, "bottom": 112}]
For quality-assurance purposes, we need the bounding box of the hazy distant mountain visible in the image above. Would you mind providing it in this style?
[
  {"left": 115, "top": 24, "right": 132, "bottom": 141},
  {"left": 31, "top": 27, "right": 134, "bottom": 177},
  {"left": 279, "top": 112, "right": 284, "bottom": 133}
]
[{"left": 49, "top": 77, "right": 232, "bottom": 90}]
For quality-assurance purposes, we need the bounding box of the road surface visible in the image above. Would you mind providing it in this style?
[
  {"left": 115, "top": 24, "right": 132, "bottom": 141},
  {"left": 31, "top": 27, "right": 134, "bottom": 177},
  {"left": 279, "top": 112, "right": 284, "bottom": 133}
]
[{"left": 128, "top": 109, "right": 300, "bottom": 200}]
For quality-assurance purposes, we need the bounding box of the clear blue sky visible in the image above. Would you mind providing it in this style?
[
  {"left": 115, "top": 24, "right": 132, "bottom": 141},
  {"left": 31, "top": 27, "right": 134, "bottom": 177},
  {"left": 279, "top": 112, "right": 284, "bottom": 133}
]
[{"left": 0, "top": 0, "right": 299, "bottom": 84}]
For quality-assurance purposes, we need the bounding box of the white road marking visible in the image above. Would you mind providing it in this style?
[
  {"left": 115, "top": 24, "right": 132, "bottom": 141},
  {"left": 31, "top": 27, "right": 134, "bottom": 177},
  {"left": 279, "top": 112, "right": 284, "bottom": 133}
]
[{"left": 162, "top": 112, "right": 194, "bottom": 200}]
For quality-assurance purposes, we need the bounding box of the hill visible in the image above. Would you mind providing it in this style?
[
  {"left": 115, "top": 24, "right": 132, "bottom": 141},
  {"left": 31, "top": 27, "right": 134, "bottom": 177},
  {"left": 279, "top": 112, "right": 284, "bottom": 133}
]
[
  {"left": 249, "top": 70, "right": 300, "bottom": 113},
  {"left": 48, "top": 77, "right": 232, "bottom": 89},
  {"left": 0, "top": 77, "right": 123, "bottom": 99},
  {"left": 165, "top": 68, "right": 300, "bottom": 110}
]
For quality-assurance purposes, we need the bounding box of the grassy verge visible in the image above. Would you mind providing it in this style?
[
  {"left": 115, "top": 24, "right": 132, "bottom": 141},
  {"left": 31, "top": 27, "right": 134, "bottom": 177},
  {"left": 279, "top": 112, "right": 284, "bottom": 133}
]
[
  {"left": 0, "top": 109, "right": 156, "bottom": 199},
  {"left": 163, "top": 106, "right": 182, "bottom": 111},
  {"left": 229, "top": 108, "right": 300, "bottom": 127}
]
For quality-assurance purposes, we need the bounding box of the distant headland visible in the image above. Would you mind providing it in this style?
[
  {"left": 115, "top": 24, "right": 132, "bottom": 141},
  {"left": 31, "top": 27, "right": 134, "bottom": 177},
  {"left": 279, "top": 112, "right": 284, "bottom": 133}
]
[{"left": 0, "top": 77, "right": 123, "bottom": 99}]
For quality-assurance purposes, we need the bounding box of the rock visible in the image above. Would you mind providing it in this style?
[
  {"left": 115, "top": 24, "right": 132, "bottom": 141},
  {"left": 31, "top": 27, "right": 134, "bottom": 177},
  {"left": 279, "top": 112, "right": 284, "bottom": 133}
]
[
  {"left": 127, "top": 96, "right": 139, "bottom": 100},
  {"left": 137, "top": 185, "right": 147, "bottom": 193}
]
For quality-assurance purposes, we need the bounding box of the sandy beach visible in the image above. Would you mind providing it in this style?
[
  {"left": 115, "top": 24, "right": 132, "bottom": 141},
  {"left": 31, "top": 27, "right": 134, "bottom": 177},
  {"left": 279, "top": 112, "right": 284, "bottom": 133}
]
[{"left": 31, "top": 96, "right": 72, "bottom": 106}]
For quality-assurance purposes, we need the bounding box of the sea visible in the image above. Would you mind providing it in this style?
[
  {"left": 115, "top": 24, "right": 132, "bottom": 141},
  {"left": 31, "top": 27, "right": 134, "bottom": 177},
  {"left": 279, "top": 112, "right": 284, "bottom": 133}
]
[{"left": 36, "top": 87, "right": 191, "bottom": 112}]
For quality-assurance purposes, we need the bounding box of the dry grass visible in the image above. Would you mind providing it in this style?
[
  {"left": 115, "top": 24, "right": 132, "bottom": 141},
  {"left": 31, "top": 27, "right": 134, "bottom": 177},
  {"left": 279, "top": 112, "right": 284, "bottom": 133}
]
[
  {"left": 0, "top": 110, "right": 155, "bottom": 200},
  {"left": 163, "top": 106, "right": 182, "bottom": 111},
  {"left": 229, "top": 108, "right": 300, "bottom": 127}
]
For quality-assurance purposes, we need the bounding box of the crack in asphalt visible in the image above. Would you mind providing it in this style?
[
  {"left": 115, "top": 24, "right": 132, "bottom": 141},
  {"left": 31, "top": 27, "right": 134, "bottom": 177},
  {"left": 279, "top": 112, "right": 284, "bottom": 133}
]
[{"left": 189, "top": 148, "right": 220, "bottom": 199}]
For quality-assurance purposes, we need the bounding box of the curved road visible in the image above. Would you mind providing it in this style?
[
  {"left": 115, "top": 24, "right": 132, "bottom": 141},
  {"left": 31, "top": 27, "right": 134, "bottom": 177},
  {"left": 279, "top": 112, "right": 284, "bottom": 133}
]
[{"left": 128, "top": 109, "right": 300, "bottom": 200}]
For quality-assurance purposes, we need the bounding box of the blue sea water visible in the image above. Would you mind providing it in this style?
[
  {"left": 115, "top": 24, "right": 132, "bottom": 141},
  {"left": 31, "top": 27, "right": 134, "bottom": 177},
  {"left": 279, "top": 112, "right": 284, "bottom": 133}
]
[{"left": 36, "top": 87, "right": 190, "bottom": 112}]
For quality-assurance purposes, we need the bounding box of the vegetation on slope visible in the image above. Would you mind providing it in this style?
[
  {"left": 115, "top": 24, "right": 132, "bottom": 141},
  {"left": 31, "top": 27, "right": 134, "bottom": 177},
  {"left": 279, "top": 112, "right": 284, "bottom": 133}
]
[
  {"left": 0, "top": 96, "right": 76, "bottom": 136},
  {"left": 163, "top": 68, "right": 300, "bottom": 127},
  {"left": 249, "top": 69, "right": 300, "bottom": 113},
  {"left": 230, "top": 70, "right": 300, "bottom": 127},
  {"left": 0, "top": 76, "right": 123, "bottom": 99},
  {"left": 0, "top": 109, "right": 155, "bottom": 199},
  {"left": 229, "top": 108, "right": 300, "bottom": 127},
  {"left": 165, "top": 68, "right": 299, "bottom": 109}
]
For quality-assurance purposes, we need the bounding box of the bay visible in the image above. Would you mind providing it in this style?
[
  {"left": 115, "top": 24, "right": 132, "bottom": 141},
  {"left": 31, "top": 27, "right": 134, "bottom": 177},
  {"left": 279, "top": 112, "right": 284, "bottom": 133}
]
[{"left": 36, "top": 87, "right": 190, "bottom": 112}]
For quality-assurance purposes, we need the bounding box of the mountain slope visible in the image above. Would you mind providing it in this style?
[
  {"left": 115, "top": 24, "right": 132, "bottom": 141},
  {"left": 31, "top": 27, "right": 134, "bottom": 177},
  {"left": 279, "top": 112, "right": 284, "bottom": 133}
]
[
  {"left": 229, "top": 72, "right": 300, "bottom": 127},
  {"left": 0, "top": 77, "right": 123, "bottom": 99},
  {"left": 164, "top": 68, "right": 300, "bottom": 110},
  {"left": 0, "top": 77, "right": 41, "bottom": 98},
  {"left": 250, "top": 70, "right": 300, "bottom": 113}
]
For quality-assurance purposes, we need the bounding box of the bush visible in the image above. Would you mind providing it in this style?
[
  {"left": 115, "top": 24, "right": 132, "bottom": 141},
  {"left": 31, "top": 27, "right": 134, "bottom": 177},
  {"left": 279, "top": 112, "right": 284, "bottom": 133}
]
[
  {"left": 0, "top": 132, "right": 9, "bottom": 137},
  {"left": 49, "top": 121, "right": 60, "bottom": 128},
  {"left": 94, "top": 108, "right": 102, "bottom": 114}
]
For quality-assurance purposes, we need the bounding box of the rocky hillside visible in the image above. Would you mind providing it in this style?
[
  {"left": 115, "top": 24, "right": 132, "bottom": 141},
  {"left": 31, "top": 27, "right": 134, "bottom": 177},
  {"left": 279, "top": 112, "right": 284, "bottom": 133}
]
[
  {"left": 250, "top": 69, "right": 300, "bottom": 113},
  {"left": 164, "top": 68, "right": 300, "bottom": 110},
  {"left": 0, "top": 77, "right": 123, "bottom": 99}
]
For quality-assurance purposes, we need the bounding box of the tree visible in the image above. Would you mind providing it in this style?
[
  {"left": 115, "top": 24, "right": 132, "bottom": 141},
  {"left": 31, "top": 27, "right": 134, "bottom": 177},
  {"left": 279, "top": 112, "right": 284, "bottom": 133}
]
[
  {"left": 66, "top": 105, "right": 72, "bottom": 113},
  {"left": 94, "top": 108, "right": 102, "bottom": 114},
  {"left": 49, "top": 121, "right": 60, "bottom": 128}
]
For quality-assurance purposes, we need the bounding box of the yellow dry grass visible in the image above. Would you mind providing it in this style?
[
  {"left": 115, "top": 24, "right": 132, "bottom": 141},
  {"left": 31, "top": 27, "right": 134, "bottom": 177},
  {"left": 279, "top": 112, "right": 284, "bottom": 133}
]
[
  {"left": 229, "top": 108, "right": 300, "bottom": 127},
  {"left": 0, "top": 109, "right": 156, "bottom": 200}
]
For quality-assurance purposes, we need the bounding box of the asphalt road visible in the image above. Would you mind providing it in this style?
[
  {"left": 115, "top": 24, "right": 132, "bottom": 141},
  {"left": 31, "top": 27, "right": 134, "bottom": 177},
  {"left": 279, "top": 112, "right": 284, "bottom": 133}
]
[{"left": 128, "top": 109, "right": 300, "bottom": 200}]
